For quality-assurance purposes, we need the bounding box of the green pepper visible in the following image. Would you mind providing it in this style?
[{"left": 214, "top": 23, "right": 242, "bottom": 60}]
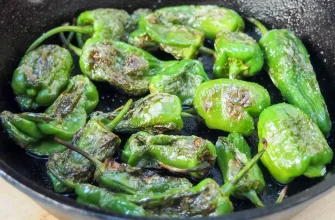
[
  {"left": 155, "top": 5, "right": 244, "bottom": 40},
  {"left": 47, "top": 99, "right": 132, "bottom": 193},
  {"left": 92, "top": 93, "right": 184, "bottom": 134},
  {"left": 12, "top": 45, "right": 73, "bottom": 110},
  {"left": 122, "top": 131, "right": 216, "bottom": 178},
  {"left": 248, "top": 18, "right": 331, "bottom": 134},
  {"left": 214, "top": 31, "right": 264, "bottom": 79},
  {"left": 26, "top": 9, "right": 134, "bottom": 52},
  {"left": 193, "top": 79, "right": 271, "bottom": 136},
  {"left": 216, "top": 133, "right": 265, "bottom": 207},
  {"left": 149, "top": 59, "right": 209, "bottom": 105},
  {"left": 258, "top": 103, "right": 333, "bottom": 184}
]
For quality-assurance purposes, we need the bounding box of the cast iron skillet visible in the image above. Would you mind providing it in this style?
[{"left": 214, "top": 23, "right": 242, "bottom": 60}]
[{"left": 1, "top": 0, "right": 335, "bottom": 219}]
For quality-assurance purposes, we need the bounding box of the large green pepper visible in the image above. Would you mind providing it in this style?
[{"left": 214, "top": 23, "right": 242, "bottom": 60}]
[
  {"left": 149, "top": 59, "right": 209, "bottom": 105},
  {"left": 193, "top": 79, "right": 271, "bottom": 136},
  {"left": 122, "top": 131, "right": 216, "bottom": 178},
  {"left": 216, "top": 133, "right": 265, "bottom": 207},
  {"left": 12, "top": 45, "right": 73, "bottom": 110},
  {"left": 91, "top": 93, "right": 184, "bottom": 134},
  {"left": 155, "top": 5, "right": 245, "bottom": 40},
  {"left": 248, "top": 18, "right": 331, "bottom": 134},
  {"left": 214, "top": 31, "right": 264, "bottom": 79},
  {"left": 258, "top": 103, "right": 333, "bottom": 184}
]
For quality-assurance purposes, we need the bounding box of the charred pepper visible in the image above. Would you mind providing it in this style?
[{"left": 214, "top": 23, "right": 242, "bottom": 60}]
[{"left": 193, "top": 79, "right": 271, "bottom": 136}]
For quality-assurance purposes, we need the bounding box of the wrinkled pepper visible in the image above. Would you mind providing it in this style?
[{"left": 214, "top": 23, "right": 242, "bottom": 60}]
[
  {"left": 122, "top": 131, "right": 217, "bottom": 178},
  {"left": 248, "top": 18, "right": 331, "bottom": 134},
  {"left": 92, "top": 93, "right": 184, "bottom": 134},
  {"left": 149, "top": 59, "right": 209, "bottom": 105},
  {"left": 193, "top": 79, "right": 271, "bottom": 136},
  {"left": 214, "top": 31, "right": 264, "bottom": 79},
  {"left": 12, "top": 45, "right": 73, "bottom": 110},
  {"left": 216, "top": 133, "right": 265, "bottom": 207},
  {"left": 258, "top": 103, "right": 333, "bottom": 184}
]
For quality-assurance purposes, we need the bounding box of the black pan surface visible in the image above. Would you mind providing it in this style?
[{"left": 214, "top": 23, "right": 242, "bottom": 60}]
[{"left": 0, "top": 0, "right": 335, "bottom": 219}]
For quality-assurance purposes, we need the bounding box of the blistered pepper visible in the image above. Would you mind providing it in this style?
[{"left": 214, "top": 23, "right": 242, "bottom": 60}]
[
  {"left": 216, "top": 133, "right": 265, "bottom": 207},
  {"left": 214, "top": 31, "right": 264, "bottom": 79},
  {"left": 258, "top": 103, "right": 333, "bottom": 184},
  {"left": 92, "top": 93, "right": 184, "bottom": 134},
  {"left": 121, "top": 131, "right": 217, "bottom": 178},
  {"left": 12, "top": 45, "right": 73, "bottom": 110},
  {"left": 248, "top": 18, "right": 331, "bottom": 134},
  {"left": 193, "top": 79, "right": 271, "bottom": 136}
]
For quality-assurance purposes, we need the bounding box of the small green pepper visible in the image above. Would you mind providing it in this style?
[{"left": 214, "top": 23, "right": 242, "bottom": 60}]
[
  {"left": 193, "top": 79, "right": 271, "bottom": 136},
  {"left": 149, "top": 59, "right": 209, "bottom": 105},
  {"left": 214, "top": 31, "right": 264, "bottom": 79},
  {"left": 248, "top": 18, "right": 331, "bottom": 134},
  {"left": 258, "top": 103, "right": 333, "bottom": 184},
  {"left": 92, "top": 93, "right": 184, "bottom": 134},
  {"left": 12, "top": 45, "right": 73, "bottom": 110},
  {"left": 122, "top": 131, "right": 217, "bottom": 178},
  {"left": 216, "top": 133, "right": 265, "bottom": 207}
]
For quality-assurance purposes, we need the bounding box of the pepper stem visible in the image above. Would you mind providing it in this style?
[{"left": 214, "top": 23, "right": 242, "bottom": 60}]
[
  {"left": 221, "top": 139, "right": 267, "bottom": 196},
  {"left": 245, "top": 17, "right": 269, "bottom": 36},
  {"left": 199, "top": 46, "right": 215, "bottom": 55},
  {"left": 105, "top": 99, "right": 133, "bottom": 131},
  {"left": 76, "top": 33, "right": 85, "bottom": 48},
  {"left": 26, "top": 24, "right": 94, "bottom": 53},
  {"left": 245, "top": 190, "right": 264, "bottom": 207},
  {"left": 183, "top": 107, "right": 196, "bottom": 114},
  {"left": 59, "top": 31, "right": 75, "bottom": 48},
  {"left": 276, "top": 186, "right": 288, "bottom": 203},
  {"left": 54, "top": 137, "right": 102, "bottom": 168},
  {"left": 228, "top": 58, "right": 249, "bottom": 79},
  {"left": 48, "top": 170, "right": 76, "bottom": 189}
]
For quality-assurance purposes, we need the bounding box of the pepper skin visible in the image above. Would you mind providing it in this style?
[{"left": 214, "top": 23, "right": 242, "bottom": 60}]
[
  {"left": 12, "top": 45, "right": 73, "bottom": 110},
  {"left": 155, "top": 5, "right": 245, "bottom": 40},
  {"left": 248, "top": 18, "right": 331, "bottom": 134},
  {"left": 193, "top": 79, "right": 270, "bottom": 136},
  {"left": 91, "top": 93, "right": 184, "bottom": 134},
  {"left": 216, "top": 133, "right": 265, "bottom": 207},
  {"left": 149, "top": 59, "right": 209, "bottom": 105},
  {"left": 258, "top": 103, "right": 333, "bottom": 184},
  {"left": 122, "top": 131, "right": 217, "bottom": 178},
  {"left": 214, "top": 31, "right": 264, "bottom": 79}
]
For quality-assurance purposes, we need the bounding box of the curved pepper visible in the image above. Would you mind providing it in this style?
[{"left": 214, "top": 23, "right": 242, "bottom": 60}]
[
  {"left": 149, "top": 59, "right": 209, "bottom": 105},
  {"left": 248, "top": 18, "right": 331, "bottom": 134},
  {"left": 122, "top": 131, "right": 217, "bottom": 179},
  {"left": 193, "top": 79, "right": 271, "bottom": 136},
  {"left": 91, "top": 93, "right": 184, "bottom": 134},
  {"left": 258, "top": 103, "right": 333, "bottom": 184},
  {"left": 216, "top": 133, "right": 265, "bottom": 207},
  {"left": 12, "top": 45, "right": 73, "bottom": 110},
  {"left": 214, "top": 31, "right": 264, "bottom": 79}
]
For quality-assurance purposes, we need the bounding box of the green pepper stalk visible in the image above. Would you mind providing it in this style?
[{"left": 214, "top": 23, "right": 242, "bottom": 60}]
[
  {"left": 91, "top": 93, "right": 184, "bottom": 134},
  {"left": 12, "top": 45, "right": 73, "bottom": 110},
  {"left": 26, "top": 9, "right": 134, "bottom": 53},
  {"left": 46, "top": 99, "right": 132, "bottom": 193},
  {"left": 247, "top": 18, "right": 331, "bottom": 134},
  {"left": 216, "top": 133, "right": 265, "bottom": 207},
  {"left": 214, "top": 31, "right": 264, "bottom": 79},
  {"left": 258, "top": 103, "right": 333, "bottom": 184},
  {"left": 193, "top": 79, "right": 271, "bottom": 136},
  {"left": 121, "top": 131, "right": 217, "bottom": 179}
]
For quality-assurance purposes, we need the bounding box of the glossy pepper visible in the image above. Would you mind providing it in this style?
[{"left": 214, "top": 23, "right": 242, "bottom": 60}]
[
  {"left": 149, "top": 59, "right": 209, "bottom": 105},
  {"left": 193, "top": 79, "right": 271, "bottom": 136},
  {"left": 258, "top": 103, "right": 333, "bottom": 184},
  {"left": 12, "top": 45, "right": 73, "bottom": 110},
  {"left": 122, "top": 131, "right": 217, "bottom": 178},
  {"left": 91, "top": 93, "right": 184, "bottom": 134},
  {"left": 26, "top": 9, "right": 134, "bottom": 52},
  {"left": 155, "top": 5, "right": 244, "bottom": 40},
  {"left": 248, "top": 18, "right": 331, "bottom": 134},
  {"left": 47, "top": 100, "right": 132, "bottom": 193},
  {"left": 214, "top": 31, "right": 264, "bottom": 79},
  {"left": 216, "top": 133, "right": 265, "bottom": 207}
]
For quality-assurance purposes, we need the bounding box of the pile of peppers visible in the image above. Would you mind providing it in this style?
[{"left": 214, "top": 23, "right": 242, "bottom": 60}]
[{"left": 1, "top": 4, "right": 333, "bottom": 218}]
